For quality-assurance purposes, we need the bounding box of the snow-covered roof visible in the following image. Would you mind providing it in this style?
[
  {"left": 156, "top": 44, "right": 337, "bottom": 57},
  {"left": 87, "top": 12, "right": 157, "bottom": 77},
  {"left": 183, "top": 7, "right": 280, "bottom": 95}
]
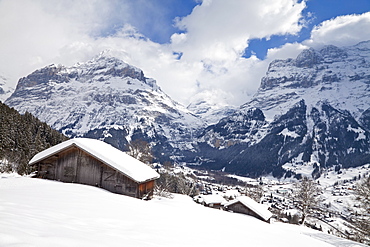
[
  {"left": 29, "top": 138, "right": 160, "bottom": 183},
  {"left": 224, "top": 189, "right": 241, "bottom": 198},
  {"left": 201, "top": 194, "right": 227, "bottom": 205},
  {"left": 225, "top": 196, "right": 272, "bottom": 221}
]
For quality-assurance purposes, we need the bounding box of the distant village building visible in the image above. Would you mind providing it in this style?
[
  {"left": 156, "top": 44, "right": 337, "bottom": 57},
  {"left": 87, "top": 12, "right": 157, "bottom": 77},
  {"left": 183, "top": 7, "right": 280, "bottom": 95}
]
[
  {"left": 198, "top": 194, "right": 227, "bottom": 209},
  {"left": 29, "top": 138, "right": 160, "bottom": 199},
  {"left": 224, "top": 196, "right": 273, "bottom": 223}
]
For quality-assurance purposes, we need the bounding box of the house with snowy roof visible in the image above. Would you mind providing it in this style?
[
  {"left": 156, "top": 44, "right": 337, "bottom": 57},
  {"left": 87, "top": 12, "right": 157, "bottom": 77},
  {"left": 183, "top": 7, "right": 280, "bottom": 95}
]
[
  {"left": 200, "top": 194, "right": 227, "bottom": 209},
  {"left": 224, "top": 196, "right": 273, "bottom": 223},
  {"left": 29, "top": 138, "right": 160, "bottom": 199}
]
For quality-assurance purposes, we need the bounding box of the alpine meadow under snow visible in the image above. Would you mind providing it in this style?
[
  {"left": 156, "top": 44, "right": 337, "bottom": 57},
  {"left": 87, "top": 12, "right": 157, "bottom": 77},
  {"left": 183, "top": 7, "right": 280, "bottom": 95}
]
[{"left": 0, "top": 174, "right": 365, "bottom": 247}]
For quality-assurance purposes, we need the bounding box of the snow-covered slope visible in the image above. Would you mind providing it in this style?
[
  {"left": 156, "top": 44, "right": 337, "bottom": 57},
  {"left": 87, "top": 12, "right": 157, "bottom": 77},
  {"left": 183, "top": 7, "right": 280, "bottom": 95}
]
[
  {"left": 0, "top": 74, "right": 14, "bottom": 102},
  {"left": 248, "top": 41, "right": 370, "bottom": 121},
  {"left": 0, "top": 174, "right": 364, "bottom": 247},
  {"left": 196, "top": 41, "right": 370, "bottom": 178},
  {"left": 5, "top": 53, "right": 205, "bottom": 161},
  {"left": 187, "top": 90, "right": 236, "bottom": 125}
]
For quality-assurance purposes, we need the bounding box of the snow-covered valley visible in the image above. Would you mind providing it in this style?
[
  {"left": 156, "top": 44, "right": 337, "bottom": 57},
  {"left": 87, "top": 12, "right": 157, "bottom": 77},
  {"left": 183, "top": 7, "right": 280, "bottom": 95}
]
[
  {"left": 0, "top": 173, "right": 366, "bottom": 247},
  {"left": 1, "top": 40, "right": 370, "bottom": 246}
]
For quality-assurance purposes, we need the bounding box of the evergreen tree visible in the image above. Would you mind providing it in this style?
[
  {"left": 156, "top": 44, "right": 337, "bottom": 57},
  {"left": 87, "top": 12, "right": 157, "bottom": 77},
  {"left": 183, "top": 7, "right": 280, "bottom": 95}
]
[{"left": 0, "top": 102, "right": 68, "bottom": 174}]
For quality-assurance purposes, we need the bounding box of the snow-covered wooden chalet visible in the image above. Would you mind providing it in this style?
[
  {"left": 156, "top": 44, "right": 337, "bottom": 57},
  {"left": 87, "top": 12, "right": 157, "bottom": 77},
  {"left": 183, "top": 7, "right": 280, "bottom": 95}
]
[
  {"left": 29, "top": 138, "right": 160, "bottom": 199},
  {"left": 200, "top": 194, "right": 227, "bottom": 209},
  {"left": 224, "top": 196, "right": 273, "bottom": 223}
]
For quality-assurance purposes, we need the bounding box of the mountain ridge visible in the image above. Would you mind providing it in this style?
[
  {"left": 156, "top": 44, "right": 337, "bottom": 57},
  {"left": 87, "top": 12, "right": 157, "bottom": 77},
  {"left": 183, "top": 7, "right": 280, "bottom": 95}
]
[
  {"left": 195, "top": 41, "right": 370, "bottom": 178},
  {"left": 5, "top": 41, "right": 370, "bottom": 178},
  {"left": 5, "top": 53, "right": 205, "bottom": 163}
]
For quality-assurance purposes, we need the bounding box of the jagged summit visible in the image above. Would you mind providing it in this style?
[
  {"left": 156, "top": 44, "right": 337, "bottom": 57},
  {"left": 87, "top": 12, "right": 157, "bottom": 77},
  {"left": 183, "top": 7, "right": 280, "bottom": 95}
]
[
  {"left": 14, "top": 53, "right": 158, "bottom": 93},
  {"left": 76, "top": 52, "right": 152, "bottom": 85},
  {"left": 195, "top": 41, "right": 370, "bottom": 178},
  {"left": 6, "top": 54, "right": 205, "bottom": 163},
  {"left": 5, "top": 41, "right": 370, "bottom": 178},
  {"left": 245, "top": 41, "right": 370, "bottom": 121}
]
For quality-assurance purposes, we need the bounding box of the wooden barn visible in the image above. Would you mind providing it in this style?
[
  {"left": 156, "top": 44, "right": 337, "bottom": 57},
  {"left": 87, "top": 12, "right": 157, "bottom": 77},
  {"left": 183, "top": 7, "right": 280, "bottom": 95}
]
[
  {"left": 224, "top": 196, "right": 272, "bottom": 223},
  {"left": 29, "top": 138, "right": 160, "bottom": 199}
]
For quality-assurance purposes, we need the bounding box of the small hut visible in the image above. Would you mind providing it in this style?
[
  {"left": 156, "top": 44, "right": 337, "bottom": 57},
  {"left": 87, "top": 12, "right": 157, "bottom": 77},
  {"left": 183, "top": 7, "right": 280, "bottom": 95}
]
[
  {"left": 29, "top": 138, "right": 160, "bottom": 199},
  {"left": 224, "top": 196, "right": 272, "bottom": 223}
]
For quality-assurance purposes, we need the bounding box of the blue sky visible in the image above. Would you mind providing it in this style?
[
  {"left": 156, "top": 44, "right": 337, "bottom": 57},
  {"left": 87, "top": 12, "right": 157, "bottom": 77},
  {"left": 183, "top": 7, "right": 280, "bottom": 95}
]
[
  {"left": 1, "top": 0, "right": 370, "bottom": 106},
  {"left": 245, "top": 0, "right": 370, "bottom": 59},
  {"left": 121, "top": 0, "right": 198, "bottom": 44},
  {"left": 124, "top": 0, "right": 370, "bottom": 59}
]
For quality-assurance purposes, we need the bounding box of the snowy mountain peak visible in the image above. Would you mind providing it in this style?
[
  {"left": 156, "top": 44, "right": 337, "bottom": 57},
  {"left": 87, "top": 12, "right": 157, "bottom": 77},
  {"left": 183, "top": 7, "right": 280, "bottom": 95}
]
[
  {"left": 294, "top": 47, "right": 323, "bottom": 68},
  {"left": 187, "top": 90, "right": 236, "bottom": 124},
  {"left": 352, "top": 40, "right": 370, "bottom": 50},
  {"left": 0, "top": 74, "right": 14, "bottom": 102},
  {"left": 6, "top": 53, "right": 205, "bottom": 162},
  {"left": 195, "top": 41, "right": 370, "bottom": 178},
  {"left": 249, "top": 41, "right": 370, "bottom": 121},
  {"left": 14, "top": 53, "right": 159, "bottom": 95},
  {"left": 319, "top": 45, "right": 348, "bottom": 62},
  {"left": 84, "top": 53, "right": 145, "bottom": 81},
  {"left": 5, "top": 41, "right": 370, "bottom": 179}
]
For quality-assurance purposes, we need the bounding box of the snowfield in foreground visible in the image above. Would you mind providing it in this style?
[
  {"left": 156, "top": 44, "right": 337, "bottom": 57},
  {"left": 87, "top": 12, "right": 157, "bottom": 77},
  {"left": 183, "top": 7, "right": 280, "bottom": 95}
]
[{"left": 0, "top": 174, "right": 364, "bottom": 247}]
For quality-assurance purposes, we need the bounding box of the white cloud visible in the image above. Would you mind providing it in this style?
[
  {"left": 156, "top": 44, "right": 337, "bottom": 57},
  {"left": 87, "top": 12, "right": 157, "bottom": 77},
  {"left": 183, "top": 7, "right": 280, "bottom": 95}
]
[
  {"left": 266, "top": 42, "right": 308, "bottom": 61},
  {"left": 0, "top": 0, "right": 308, "bottom": 107},
  {"left": 305, "top": 12, "right": 370, "bottom": 48},
  {"left": 169, "top": 0, "right": 306, "bottom": 105},
  {"left": 0, "top": 0, "right": 126, "bottom": 84},
  {"left": 172, "top": 0, "right": 306, "bottom": 61}
]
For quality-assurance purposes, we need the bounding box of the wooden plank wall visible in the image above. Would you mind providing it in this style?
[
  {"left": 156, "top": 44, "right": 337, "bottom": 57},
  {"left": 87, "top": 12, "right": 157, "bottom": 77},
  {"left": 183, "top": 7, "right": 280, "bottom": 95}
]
[
  {"left": 138, "top": 180, "right": 155, "bottom": 198},
  {"left": 76, "top": 149, "right": 104, "bottom": 186},
  {"left": 228, "top": 202, "right": 266, "bottom": 222},
  {"left": 34, "top": 147, "right": 155, "bottom": 199},
  {"left": 55, "top": 148, "right": 78, "bottom": 183}
]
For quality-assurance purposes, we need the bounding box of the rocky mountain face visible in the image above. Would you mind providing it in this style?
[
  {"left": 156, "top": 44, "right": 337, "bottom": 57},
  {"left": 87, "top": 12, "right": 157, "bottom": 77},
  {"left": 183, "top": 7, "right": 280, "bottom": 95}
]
[
  {"left": 5, "top": 53, "right": 205, "bottom": 163},
  {"left": 195, "top": 41, "right": 370, "bottom": 178},
  {"left": 5, "top": 41, "right": 370, "bottom": 178}
]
